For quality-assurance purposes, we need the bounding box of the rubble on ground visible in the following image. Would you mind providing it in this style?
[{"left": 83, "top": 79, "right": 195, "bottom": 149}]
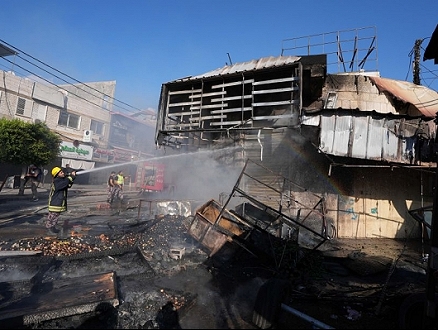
[{"left": 0, "top": 198, "right": 431, "bottom": 329}]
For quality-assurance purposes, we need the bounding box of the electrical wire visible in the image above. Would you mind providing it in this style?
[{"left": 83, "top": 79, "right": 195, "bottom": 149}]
[
  {"left": 419, "top": 63, "right": 438, "bottom": 88},
  {"left": 0, "top": 38, "right": 147, "bottom": 114},
  {"left": 1, "top": 56, "right": 107, "bottom": 110},
  {"left": 405, "top": 46, "right": 414, "bottom": 82}
]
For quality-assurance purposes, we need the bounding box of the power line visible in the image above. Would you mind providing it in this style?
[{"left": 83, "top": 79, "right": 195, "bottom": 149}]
[
  {"left": 0, "top": 61, "right": 105, "bottom": 111},
  {"left": 1, "top": 56, "right": 108, "bottom": 111},
  {"left": 0, "top": 38, "right": 145, "bottom": 114}
]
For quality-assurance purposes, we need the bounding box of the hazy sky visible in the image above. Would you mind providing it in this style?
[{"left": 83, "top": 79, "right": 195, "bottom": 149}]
[{"left": 1, "top": 0, "right": 437, "bottom": 114}]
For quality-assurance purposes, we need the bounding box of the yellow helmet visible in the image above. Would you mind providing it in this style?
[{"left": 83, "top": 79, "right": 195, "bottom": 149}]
[{"left": 51, "top": 166, "right": 62, "bottom": 177}]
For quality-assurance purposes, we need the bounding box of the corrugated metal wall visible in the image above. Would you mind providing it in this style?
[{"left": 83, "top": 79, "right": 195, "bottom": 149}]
[{"left": 318, "top": 111, "right": 432, "bottom": 164}]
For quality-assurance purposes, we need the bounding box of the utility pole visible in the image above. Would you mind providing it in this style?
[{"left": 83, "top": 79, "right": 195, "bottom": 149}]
[
  {"left": 413, "top": 39, "right": 422, "bottom": 85},
  {"left": 424, "top": 147, "right": 438, "bottom": 327}
]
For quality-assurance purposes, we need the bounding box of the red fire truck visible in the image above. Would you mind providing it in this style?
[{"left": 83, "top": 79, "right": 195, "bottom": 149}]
[{"left": 135, "top": 162, "right": 165, "bottom": 193}]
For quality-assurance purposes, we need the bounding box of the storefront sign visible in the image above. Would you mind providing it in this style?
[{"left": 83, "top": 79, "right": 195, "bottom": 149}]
[
  {"left": 59, "top": 141, "right": 93, "bottom": 161},
  {"left": 113, "top": 148, "right": 134, "bottom": 163},
  {"left": 92, "top": 148, "right": 115, "bottom": 163}
]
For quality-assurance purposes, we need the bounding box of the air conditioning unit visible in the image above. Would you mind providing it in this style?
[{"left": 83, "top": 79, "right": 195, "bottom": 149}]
[{"left": 83, "top": 129, "right": 93, "bottom": 142}]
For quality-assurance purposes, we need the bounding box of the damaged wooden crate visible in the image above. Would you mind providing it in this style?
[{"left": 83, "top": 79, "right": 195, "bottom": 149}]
[{"left": 186, "top": 199, "right": 252, "bottom": 257}]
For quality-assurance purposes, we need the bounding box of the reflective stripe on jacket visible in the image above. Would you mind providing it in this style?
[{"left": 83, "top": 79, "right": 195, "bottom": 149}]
[{"left": 48, "top": 175, "right": 75, "bottom": 213}]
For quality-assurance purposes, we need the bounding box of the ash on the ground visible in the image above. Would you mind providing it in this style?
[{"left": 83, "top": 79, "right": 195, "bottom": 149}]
[
  {"left": 0, "top": 215, "right": 267, "bottom": 329},
  {"left": 0, "top": 212, "right": 430, "bottom": 329}
]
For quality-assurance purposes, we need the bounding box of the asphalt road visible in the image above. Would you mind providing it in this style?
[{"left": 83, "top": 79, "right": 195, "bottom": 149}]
[{"left": 0, "top": 184, "right": 117, "bottom": 241}]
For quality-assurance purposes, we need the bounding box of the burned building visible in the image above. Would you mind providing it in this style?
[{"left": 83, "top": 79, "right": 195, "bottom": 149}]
[{"left": 154, "top": 51, "right": 438, "bottom": 242}]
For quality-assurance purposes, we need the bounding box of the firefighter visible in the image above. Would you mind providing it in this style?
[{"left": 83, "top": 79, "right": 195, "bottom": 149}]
[
  {"left": 107, "top": 171, "right": 116, "bottom": 204},
  {"left": 18, "top": 164, "right": 42, "bottom": 201},
  {"left": 116, "top": 170, "right": 126, "bottom": 191},
  {"left": 113, "top": 170, "right": 128, "bottom": 202}
]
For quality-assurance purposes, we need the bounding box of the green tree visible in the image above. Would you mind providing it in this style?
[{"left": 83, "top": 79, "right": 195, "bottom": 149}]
[{"left": 0, "top": 118, "right": 61, "bottom": 166}]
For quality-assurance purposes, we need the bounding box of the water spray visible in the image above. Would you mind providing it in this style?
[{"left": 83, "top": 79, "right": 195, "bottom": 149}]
[{"left": 73, "top": 145, "right": 242, "bottom": 176}]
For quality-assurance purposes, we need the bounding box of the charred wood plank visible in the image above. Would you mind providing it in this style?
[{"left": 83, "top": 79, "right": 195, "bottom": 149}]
[{"left": 0, "top": 271, "right": 118, "bottom": 327}]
